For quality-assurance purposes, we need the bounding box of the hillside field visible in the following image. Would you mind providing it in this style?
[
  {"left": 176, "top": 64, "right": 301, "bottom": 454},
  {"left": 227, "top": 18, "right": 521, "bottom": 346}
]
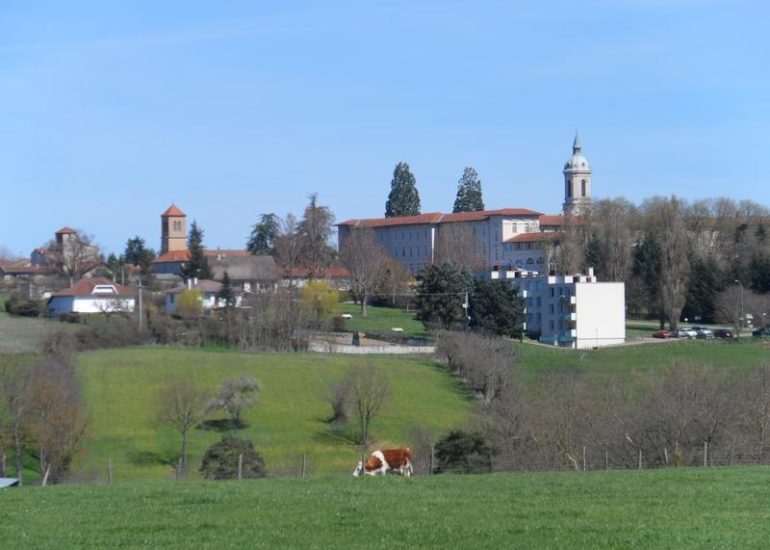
[
  {"left": 73, "top": 348, "right": 471, "bottom": 481},
  {"left": 2, "top": 467, "right": 770, "bottom": 548}
]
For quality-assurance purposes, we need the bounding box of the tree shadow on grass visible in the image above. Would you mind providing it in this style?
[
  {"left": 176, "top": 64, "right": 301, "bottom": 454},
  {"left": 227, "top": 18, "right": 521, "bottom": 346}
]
[
  {"left": 312, "top": 422, "right": 362, "bottom": 447},
  {"left": 197, "top": 418, "right": 246, "bottom": 431},
  {"left": 127, "top": 450, "right": 179, "bottom": 467}
]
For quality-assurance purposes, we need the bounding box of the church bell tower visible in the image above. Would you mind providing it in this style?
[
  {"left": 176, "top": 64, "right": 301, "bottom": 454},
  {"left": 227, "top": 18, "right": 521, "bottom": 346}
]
[
  {"left": 562, "top": 134, "right": 592, "bottom": 216},
  {"left": 160, "top": 204, "right": 187, "bottom": 255}
]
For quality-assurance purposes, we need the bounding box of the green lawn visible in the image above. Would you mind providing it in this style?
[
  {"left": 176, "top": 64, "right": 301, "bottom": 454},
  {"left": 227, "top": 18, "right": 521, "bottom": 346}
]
[
  {"left": 0, "top": 309, "right": 78, "bottom": 354},
  {"left": 338, "top": 302, "right": 427, "bottom": 337},
  {"left": 514, "top": 337, "right": 770, "bottom": 375},
  {"left": 2, "top": 467, "right": 770, "bottom": 548},
  {"left": 73, "top": 347, "right": 470, "bottom": 481}
]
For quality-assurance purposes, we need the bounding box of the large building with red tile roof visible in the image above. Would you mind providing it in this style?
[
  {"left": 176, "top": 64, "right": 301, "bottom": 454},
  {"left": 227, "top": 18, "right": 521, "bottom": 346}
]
[{"left": 338, "top": 136, "right": 593, "bottom": 274}]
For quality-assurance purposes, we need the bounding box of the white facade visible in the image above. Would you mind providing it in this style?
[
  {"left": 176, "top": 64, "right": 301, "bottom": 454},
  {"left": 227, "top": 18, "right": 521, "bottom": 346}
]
[
  {"left": 490, "top": 267, "right": 625, "bottom": 349},
  {"left": 49, "top": 295, "right": 135, "bottom": 315}
]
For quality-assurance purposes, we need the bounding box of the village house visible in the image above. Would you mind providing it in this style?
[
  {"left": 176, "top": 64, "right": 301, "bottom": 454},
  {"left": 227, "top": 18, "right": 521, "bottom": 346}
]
[{"left": 47, "top": 277, "right": 135, "bottom": 317}]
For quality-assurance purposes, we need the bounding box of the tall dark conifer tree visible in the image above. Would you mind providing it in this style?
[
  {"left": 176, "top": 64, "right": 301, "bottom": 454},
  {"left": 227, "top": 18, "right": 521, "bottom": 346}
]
[
  {"left": 385, "top": 162, "right": 420, "bottom": 217},
  {"left": 181, "top": 221, "right": 212, "bottom": 281},
  {"left": 452, "top": 167, "right": 484, "bottom": 213}
]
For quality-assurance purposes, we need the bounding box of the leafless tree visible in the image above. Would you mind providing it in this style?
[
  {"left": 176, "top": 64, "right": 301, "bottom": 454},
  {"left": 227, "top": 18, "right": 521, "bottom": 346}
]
[
  {"left": 45, "top": 230, "right": 99, "bottom": 280},
  {"left": 339, "top": 227, "right": 390, "bottom": 316},
  {"left": 274, "top": 214, "right": 303, "bottom": 288},
  {"left": 434, "top": 223, "right": 487, "bottom": 272},
  {"left": 551, "top": 215, "right": 586, "bottom": 274},
  {"left": 346, "top": 363, "right": 390, "bottom": 465},
  {"left": 590, "top": 198, "right": 637, "bottom": 281},
  {"left": 0, "top": 357, "right": 34, "bottom": 486},
  {"left": 157, "top": 377, "right": 210, "bottom": 476},
  {"left": 297, "top": 193, "right": 336, "bottom": 278}
]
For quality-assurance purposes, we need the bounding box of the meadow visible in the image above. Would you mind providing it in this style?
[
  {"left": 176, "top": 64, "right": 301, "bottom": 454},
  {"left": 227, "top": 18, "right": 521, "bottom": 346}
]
[
  {"left": 338, "top": 302, "right": 427, "bottom": 337},
  {"left": 73, "top": 348, "right": 471, "bottom": 481},
  {"left": 2, "top": 467, "right": 770, "bottom": 548}
]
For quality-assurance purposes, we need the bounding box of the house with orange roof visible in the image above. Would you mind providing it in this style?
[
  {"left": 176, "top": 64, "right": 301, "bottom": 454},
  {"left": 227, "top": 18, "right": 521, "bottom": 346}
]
[{"left": 47, "top": 277, "right": 135, "bottom": 317}]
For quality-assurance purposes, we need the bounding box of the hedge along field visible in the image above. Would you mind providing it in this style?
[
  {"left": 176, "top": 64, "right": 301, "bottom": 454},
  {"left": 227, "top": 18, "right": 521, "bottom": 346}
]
[
  {"left": 74, "top": 348, "right": 471, "bottom": 481},
  {"left": 3, "top": 467, "right": 770, "bottom": 549}
]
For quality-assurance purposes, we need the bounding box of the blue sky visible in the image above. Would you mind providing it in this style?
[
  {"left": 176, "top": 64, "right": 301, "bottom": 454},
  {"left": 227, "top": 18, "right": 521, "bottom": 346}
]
[{"left": 1, "top": 1, "right": 768, "bottom": 256}]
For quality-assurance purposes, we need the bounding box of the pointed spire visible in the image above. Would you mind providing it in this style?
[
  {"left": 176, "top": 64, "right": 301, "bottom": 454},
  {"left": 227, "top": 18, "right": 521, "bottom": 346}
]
[{"left": 572, "top": 132, "right": 581, "bottom": 153}]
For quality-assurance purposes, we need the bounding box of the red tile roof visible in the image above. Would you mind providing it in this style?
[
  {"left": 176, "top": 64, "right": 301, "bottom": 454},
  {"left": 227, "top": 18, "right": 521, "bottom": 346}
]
[
  {"left": 339, "top": 208, "right": 543, "bottom": 228},
  {"left": 154, "top": 250, "right": 191, "bottom": 263},
  {"left": 505, "top": 232, "right": 561, "bottom": 244},
  {"left": 161, "top": 204, "right": 186, "bottom": 217},
  {"left": 539, "top": 214, "right": 582, "bottom": 226},
  {"left": 55, "top": 226, "right": 77, "bottom": 235},
  {"left": 50, "top": 277, "right": 135, "bottom": 298}
]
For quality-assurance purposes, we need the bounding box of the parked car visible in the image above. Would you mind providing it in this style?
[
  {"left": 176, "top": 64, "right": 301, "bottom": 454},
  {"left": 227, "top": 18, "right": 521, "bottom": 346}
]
[
  {"left": 691, "top": 326, "right": 714, "bottom": 339},
  {"left": 652, "top": 330, "right": 672, "bottom": 339},
  {"left": 753, "top": 327, "right": 770, "bottom": 337},
  {"left": 714, "top": 328, "right": 734, "bottom": 339},
  {"left": 671, "top": 327, "right": 698, "bottom": 339}
]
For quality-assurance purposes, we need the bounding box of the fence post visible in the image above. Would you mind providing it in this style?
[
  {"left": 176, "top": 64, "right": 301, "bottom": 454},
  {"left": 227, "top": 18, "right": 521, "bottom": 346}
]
[
  {"left": 664, "top": 448, "right": 669, "bottom": 466},
  {"left": 703, "top": 442, "right": 708, "bottom": 468},
  {"left": 238, "top": 453, "right": 243, "bottom": 480},
  {"left": 429, "top": 446, "right": 435, "bottom": 475},
  {"left": 638, "top": 449, "right": 642, "bottom": 470},
  {"left": 605, "top": 451, "right": 609, "bottom": 471},
  {"left": 1, "top": 453, "right": 5, "bottom": 477},
  {"left": 301, "top": 453, "right": 307, "bottom": 479},
  {"left": 582, "top": 446, "right": 586, "bottom": 471},
  {"left": 108, "top": 459, "right": 113, "bottom": 484}
]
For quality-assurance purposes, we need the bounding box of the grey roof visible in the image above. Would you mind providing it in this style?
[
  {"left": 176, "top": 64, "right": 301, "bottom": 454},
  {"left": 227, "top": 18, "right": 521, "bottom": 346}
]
[
  {"left": 211, "top": 255, "right": 278, "bottom": 282},
  {"left": 166, "top": 279, "right": 223, "bottom": 294}
]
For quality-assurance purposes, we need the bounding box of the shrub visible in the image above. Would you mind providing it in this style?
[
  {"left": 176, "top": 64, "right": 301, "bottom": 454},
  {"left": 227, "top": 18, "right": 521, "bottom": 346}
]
[
  {"left": 434, "top": 429, "right": 494, "bottom": 474},
  {"left": 5, "top": 293, "right": 41, "bottom": 317},
  {"left": 199, "top": 436, "right": 267, "bottom": 480}
]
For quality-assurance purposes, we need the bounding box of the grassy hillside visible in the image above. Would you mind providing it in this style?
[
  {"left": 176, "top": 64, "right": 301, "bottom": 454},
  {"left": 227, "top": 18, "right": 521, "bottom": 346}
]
[
  {"left": 2, "top": 467, "right": 770, "bottom": 548},
  {"left": 74, "top": 348, "right": 470, "bottom": 481},
  {"left": 0, "top": 309, "right": 77, "bottom": 354},
  {"left": 514, "top": 337, "right": 770, "bottom": 375}
]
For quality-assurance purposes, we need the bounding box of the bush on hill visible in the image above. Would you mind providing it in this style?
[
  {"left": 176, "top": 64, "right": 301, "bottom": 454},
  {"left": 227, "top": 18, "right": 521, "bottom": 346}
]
[
  {"left": 199, "top": 436, "right": 267, "bottom": 480},
  {"left": 4, "top": 292, "right": 42, "bottom": 317},
  {"left": 434, "top": 429, "right": 494, "bottom": 474}
]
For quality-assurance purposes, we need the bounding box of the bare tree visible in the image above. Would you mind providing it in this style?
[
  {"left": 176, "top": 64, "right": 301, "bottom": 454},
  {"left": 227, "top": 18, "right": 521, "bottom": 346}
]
[
  {"left": 551, "top": 215, "right": 586, "bottom": 274},
  {"left": 157, "top": 378, "right": 209, "bottom": 476},
  {"left": 45, "top": 230, "right": 99, "bottom": 280},
  {"left": 433, "top": 223, "right": 486, "bottom": 272},
  {"left": 346, "top": 363, "right": 390, "bottom": 465},
  {"left": 0, "top": 357, "right": 34, "bottom": 486},
  {"left": 339, "top": 227, "right": 390, "bottom": 316},
  {"left": 591, "top": 198, "right": 636, "bottom": 281},
  {"left": 297, "top": 193, "right": 336, "bottom": 278},
  {"left": 274, "top": 214, "right": 303, "bottom": 288}
]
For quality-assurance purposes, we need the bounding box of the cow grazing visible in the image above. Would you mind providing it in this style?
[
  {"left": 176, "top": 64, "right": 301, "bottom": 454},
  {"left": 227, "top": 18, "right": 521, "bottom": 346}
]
[{"left": 353, "top": 448, "right": 413, "bottom": 477}]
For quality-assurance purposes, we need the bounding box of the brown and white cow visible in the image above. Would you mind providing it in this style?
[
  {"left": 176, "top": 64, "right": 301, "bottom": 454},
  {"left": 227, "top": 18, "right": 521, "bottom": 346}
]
[{"left": 353, "top": 448, "right": 413, "bottom": 477}]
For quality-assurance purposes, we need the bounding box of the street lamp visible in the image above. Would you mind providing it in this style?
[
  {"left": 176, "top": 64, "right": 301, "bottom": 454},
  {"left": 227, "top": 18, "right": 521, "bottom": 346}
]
[{"left": 734, "top": 280, "right": 744, "bottom": 331}]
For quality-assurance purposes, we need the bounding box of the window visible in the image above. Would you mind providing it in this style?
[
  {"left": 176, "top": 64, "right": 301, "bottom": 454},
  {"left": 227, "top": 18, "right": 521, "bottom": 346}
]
[
  {"left": 550, "top": 288, "right": 555, "bottom": 297},
  {"left": 567, "top": 181, "right": 572, "bottom": 198},
  {"left": 581, "top": 179, "right": 586, "bottom": 197},
  {"left": 549, "top": 304, "right": 554, "bottom": 314}
]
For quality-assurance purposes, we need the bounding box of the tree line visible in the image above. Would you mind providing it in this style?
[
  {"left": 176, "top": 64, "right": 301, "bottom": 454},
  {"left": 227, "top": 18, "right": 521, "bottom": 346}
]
[{"left": 431, "top": 331, "right": 770, "bottom": 474}]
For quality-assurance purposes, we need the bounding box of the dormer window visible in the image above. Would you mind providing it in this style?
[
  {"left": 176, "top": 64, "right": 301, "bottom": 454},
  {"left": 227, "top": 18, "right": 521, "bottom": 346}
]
[{"left": 92, "top": 285, "right": 118, "bottom": 295}]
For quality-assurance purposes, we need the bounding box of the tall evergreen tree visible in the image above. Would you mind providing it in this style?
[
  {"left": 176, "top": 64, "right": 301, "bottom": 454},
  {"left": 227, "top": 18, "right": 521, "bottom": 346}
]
[
  {"left": 452, "top": 167, "right": 484, "bottom": 213},
  {"left": 181, "top": 221, "right": 212, "bottom": 281},
  {"left": 469, "top": 278, "right": 524, "bottom": 337},
  {"left": 385, "top": 162, "right": 420, "bottom": 217},
  {"left": 123, "top": 236, "right": 156, "bottom": 287},
  {"left": 246, "top": 213, "right": 279, "bottom": 255},
  {"left": 218, "top": 270, "right": 235, "bottom": 308},
  {"left": 415, "top": 262, "right": 474, "bottom": 329}
]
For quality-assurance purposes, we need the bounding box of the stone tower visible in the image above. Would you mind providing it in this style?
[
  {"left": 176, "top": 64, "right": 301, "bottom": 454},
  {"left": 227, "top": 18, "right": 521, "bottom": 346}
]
[
  {"left": 562, "top": 133, "right": 592, "bottom": 215},
  {"left": 160, "top": 204, "right": 187, "bottom": 254}
]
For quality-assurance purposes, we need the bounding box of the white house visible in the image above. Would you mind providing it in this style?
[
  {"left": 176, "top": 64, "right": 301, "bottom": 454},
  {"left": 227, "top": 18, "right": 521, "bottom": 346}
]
[
  {"left": 165, "top": 279, "right": 241, "bottom": 314},
  {"left": 489, "top": 267, "right": 625, "bottom": 349},
  {"left": 47, "top": 277, "right": 135, "bottom": 317}
]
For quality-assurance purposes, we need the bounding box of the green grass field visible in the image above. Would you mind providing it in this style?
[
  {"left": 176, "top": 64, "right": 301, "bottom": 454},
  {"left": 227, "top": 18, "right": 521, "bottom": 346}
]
[
  {"left": 73, "top": 348, "right": 470, "bottom": 481},
  {"left": 514, "top": 337, "right": 770, "bottom": 375},
  {"left": 2, "top": 467, "right": 770, "bottom": 548},
  {"left": 0, "top": 309, "right": 78, "bottom": 354},
  {"left": 338, "top": 302, "right": 427, "bottom": 337}
]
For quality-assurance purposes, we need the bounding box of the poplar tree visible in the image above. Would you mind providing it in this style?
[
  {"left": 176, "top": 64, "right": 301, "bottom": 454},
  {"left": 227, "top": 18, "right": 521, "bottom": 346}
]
[
  {"left": 385, "top": 162, "right": 420, "bottom": 217},
  {"left": 452, "top": 167, "right": 485, "bottom": 213}
]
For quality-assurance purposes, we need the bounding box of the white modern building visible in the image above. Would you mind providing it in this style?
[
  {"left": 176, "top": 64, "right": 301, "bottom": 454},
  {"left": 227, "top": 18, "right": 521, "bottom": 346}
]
[
  {"left": 489, "top": 267, "right": 625, "bottom": 349},
  {"left": 47, "top": 277, "right": 135, "bottom": 317}
]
